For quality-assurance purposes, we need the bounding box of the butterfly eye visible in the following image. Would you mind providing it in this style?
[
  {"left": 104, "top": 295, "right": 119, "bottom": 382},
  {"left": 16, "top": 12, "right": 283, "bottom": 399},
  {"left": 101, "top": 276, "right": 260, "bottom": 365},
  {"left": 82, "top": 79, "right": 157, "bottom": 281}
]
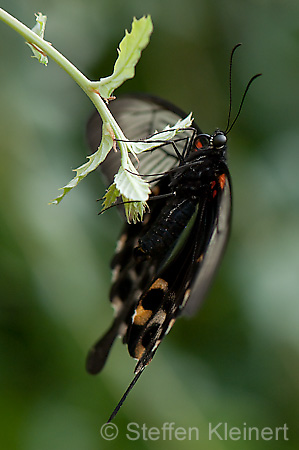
[{"left": 213, "top": 132, "right": 227, "bottom": 149}]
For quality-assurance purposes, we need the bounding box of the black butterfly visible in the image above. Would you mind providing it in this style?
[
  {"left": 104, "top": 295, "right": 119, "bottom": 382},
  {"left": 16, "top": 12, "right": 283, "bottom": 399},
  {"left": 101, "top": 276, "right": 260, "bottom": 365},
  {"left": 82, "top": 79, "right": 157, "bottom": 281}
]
[{"left": 85, "top": 48, "right": 260, "bottom": 421}]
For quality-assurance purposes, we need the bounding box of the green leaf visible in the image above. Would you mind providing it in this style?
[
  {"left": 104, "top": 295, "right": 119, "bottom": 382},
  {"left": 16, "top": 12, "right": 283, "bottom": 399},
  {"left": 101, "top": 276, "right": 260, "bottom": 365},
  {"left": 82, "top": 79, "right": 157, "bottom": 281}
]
[
  {"left": 101, "top": 184, "right": 148, "bottom": 223},
  {"left": 50, "top": 122, "right": 113, "bottom": 204},
  {"left": 102, "top": 183, "right": 120, "bottom": 210},
  {"left": 26, "top": 13, "right": 48, "bottom": 66},
  {"left": 123, "top": 197, "right": 148, "bottom": 224},
  {"left": 132, "top": 113, "right": 193, "bottom": 153},
  {"left": 101, "top": 157, "right": 150, "bottom": 222},
  {"left": 114, "top": 166, "right": 150, "bottom": 202},
  {"left": 97, "top": 16, "right": 153, "bottom": 99}
]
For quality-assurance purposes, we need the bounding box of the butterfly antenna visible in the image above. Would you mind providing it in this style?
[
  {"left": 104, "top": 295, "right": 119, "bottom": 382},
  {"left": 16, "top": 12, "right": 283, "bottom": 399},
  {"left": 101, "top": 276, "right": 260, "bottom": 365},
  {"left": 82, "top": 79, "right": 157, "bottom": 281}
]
[
  {"left": 224, "top": 43, "right": 262, "bottom": 134},
  {"left": 106, "top": 369, "right": 144, "bottom": 423},
  {"left": 225, "top": 73, "right": 262, "bottom": 134},
  {"left": 225, "top": 43, "right": 242, "bottom": 133}
]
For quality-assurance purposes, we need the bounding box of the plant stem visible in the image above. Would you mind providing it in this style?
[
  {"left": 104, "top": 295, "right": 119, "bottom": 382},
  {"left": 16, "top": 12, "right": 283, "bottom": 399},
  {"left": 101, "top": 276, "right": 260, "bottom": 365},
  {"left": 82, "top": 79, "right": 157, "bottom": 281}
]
[{"left": 0, "top": 8, "right": 128, "bottom": 146}]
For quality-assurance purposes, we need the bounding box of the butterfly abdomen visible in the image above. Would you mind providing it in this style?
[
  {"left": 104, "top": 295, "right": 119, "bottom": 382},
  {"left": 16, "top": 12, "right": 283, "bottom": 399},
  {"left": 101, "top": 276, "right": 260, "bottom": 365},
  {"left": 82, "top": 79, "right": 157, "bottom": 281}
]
[{"left": 135, "top": 197, "right": 197, "bottom": 260}]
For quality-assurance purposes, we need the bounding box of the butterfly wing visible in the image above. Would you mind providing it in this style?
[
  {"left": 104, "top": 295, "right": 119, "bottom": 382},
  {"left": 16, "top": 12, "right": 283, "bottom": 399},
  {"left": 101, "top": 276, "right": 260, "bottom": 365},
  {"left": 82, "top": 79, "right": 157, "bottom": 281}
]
[
  {"left": 126, "top": 168, "right": 232, "bottom": 374},
  {"left": 86, "top": 94, "right": 232, "bottom": 422},
  {"left": 86, "top": 94, "right": 199, "bottom": 373}
]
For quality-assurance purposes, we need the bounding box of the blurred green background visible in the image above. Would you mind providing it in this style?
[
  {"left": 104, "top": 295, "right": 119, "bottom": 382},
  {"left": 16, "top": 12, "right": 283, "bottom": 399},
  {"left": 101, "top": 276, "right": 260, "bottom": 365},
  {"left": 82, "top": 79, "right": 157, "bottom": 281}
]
[{"left": 0, "top": 1, "right": 298, "bottom": 449}]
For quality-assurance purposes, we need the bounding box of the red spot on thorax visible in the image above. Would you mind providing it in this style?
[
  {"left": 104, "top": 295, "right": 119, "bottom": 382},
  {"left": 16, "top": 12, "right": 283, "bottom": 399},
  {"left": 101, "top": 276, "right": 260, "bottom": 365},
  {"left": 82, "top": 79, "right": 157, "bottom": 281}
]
[
  {"left": 211, "top": 175, "right": 226, "bottom": 198},
  {"left": 210, "top": 180, "right": 217, "bottom": 198},
  {"left": 218, "top": 174, "right": 226, "bottom": 190}
]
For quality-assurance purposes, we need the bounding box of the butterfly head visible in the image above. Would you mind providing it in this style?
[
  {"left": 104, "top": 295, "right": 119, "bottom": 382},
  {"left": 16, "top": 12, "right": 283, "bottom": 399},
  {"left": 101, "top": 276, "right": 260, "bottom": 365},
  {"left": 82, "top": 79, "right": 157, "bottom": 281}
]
[{"left": 193, "top": 130, "right": 227, "bottom": 154}]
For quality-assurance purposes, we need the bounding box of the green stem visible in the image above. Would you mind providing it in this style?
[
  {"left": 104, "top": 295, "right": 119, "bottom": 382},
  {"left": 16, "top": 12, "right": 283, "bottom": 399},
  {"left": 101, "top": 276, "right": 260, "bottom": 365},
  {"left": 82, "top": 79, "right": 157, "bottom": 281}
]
[{"left": 0, "top": 8, "right": 129, "bottom": 152}]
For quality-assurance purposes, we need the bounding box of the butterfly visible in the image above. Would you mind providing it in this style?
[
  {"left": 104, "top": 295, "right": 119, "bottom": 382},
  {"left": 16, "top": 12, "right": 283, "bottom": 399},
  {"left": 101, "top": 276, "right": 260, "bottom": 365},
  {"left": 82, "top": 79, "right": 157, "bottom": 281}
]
[{"left": 85, "top": 46, "right": 261, "bottom": 422}]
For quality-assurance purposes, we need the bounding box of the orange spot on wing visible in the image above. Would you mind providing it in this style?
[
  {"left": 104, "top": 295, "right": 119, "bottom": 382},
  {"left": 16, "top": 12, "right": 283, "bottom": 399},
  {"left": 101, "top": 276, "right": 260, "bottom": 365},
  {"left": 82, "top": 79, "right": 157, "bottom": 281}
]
[
  {"left": 133, "top": 305, "right": 153, "bottom": 326},
  {"left": 150, "top": 278, "right": 168, "bottom": 291},
  {"left": 134, "top": 342, "right": 145, "bottom": 360}
]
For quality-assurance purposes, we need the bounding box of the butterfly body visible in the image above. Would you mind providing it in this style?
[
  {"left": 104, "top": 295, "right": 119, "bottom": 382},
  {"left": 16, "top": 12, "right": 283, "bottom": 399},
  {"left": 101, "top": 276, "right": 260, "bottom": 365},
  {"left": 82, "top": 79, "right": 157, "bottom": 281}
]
[
  {"left": 86, "top": 96, "right": 231, "bottom": 375},
  {"left": 85, "top": 94, "right": 232, "bottom": 416}
]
